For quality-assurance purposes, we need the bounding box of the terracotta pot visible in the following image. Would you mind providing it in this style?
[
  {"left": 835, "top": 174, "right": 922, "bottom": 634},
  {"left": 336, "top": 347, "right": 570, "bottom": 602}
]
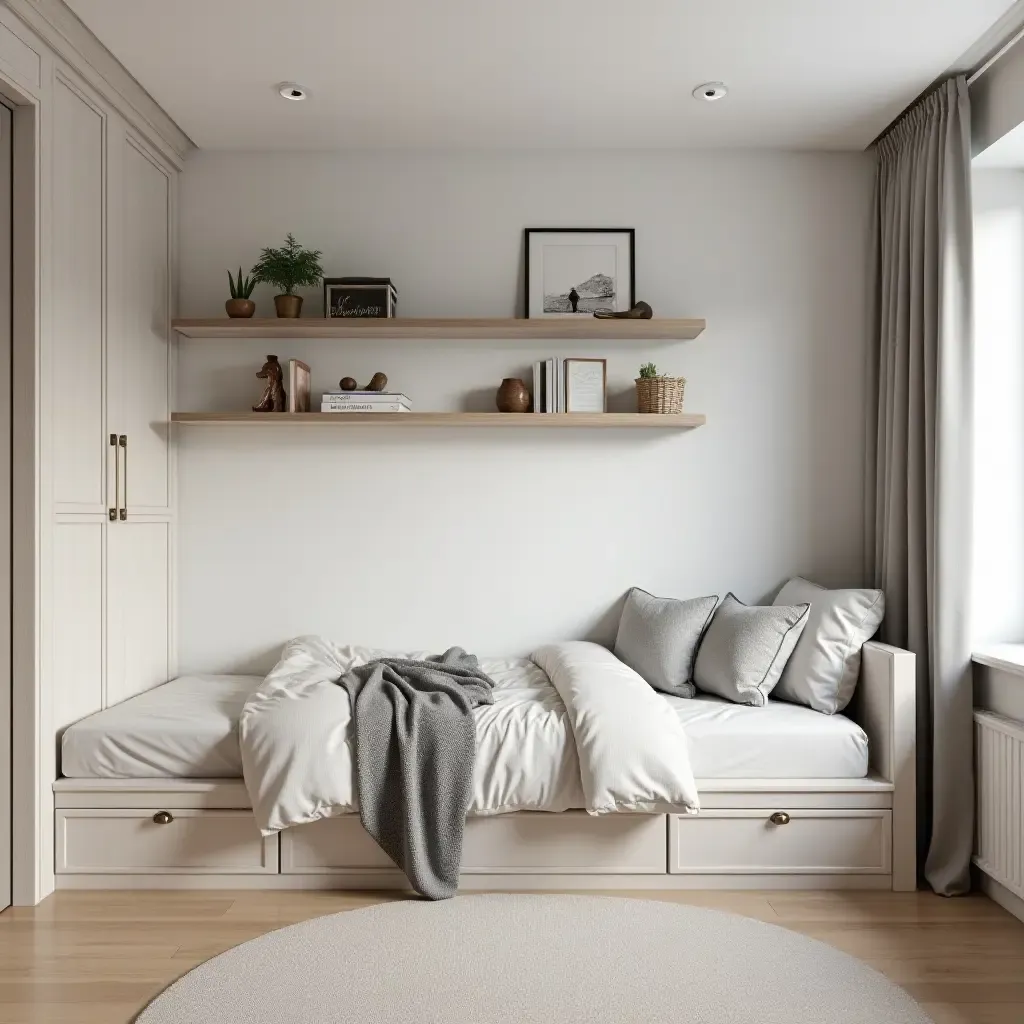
[
  {"left": 496, "top": 377, "right": 530, "bottom": 413},
  {"left": 274, "top": 294, "right": 303, "bottom": 318},
  {"left": 225, "top": 298, "right": 255, "bottom": 318}
]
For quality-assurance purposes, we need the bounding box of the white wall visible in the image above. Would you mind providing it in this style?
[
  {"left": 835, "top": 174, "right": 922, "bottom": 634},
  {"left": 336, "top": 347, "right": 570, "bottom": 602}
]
[
  {"left": 972, "top": 169, "right": 1024, "bottom": 645},
  {"left": 178, "top": 150, "right": 874, "bottom": 673}
]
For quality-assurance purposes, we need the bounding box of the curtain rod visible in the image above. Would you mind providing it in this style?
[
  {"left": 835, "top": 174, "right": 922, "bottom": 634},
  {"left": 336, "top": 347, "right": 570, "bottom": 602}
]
[{"left": 968, "top": 22, "right": 1024, "bottom": 84}]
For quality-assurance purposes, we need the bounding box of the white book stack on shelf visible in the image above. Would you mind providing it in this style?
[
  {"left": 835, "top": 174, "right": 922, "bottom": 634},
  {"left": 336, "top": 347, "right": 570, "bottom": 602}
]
[
  {"left": 532, "top": 357, "right": 565, "bottom": 413},
  {"left": 321, "top": 390, "right": 412, "bottom": 413}
]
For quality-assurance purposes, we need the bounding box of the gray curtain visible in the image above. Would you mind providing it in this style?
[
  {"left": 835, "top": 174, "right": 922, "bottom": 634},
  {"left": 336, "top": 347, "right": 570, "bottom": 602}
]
[{"left": 868, "top": 76, "right": 974, "bottom": 896}]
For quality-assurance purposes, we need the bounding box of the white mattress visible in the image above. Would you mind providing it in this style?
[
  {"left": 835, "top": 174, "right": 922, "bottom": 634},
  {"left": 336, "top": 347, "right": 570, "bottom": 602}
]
[
  {"left": 667, "top": 695, "right": 869, "bottom": 779},
  {"left": 61, "top": 675, "right": 263, "bottom": 778},
  {"left": 61, "top": 673, "right": 869, "bottom": 782}
]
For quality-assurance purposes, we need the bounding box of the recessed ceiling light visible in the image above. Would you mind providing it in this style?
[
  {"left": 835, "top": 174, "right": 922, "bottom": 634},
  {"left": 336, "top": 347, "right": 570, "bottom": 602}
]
[
  {"left": 692, "top": 82, "right": 728, "bottom": 102},
  {"left": 277, "top": 82, "right": 308, "bottom": 101}
]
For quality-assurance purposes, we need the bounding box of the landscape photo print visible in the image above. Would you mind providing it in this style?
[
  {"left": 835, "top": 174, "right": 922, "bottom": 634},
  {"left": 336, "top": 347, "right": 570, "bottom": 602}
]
[{"left": 525, "top": 228, "right": 635, "bottom": 318}]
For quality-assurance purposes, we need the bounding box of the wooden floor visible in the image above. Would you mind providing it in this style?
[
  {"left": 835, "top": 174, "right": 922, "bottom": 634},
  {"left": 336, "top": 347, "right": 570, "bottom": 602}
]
[{"left": 0, "top": 890, "right": 1021, "bottom": 1023}]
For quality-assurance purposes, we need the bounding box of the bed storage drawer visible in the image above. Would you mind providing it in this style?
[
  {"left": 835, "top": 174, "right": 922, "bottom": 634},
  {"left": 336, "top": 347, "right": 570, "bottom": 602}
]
[
  {"left": 669, "top": 809, "right": 892, "bottom": 875},
  {"left": 55, "top": 809, "right": 279, "bottom": 874},
  {"left": 282, "top": 812, "right": 668, "bottom": 875}
]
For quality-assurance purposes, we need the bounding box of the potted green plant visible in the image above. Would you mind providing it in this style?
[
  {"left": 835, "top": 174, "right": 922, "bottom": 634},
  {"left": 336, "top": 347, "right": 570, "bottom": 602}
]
[
  {"left": 250, "top": 233, "right": 324, "bottom": 318},
  {"left": 635, "top": 362, "right": 686, "bottom": 414},
  {"left": 225, "top": 267, "right": 257, "bottom": 318}
]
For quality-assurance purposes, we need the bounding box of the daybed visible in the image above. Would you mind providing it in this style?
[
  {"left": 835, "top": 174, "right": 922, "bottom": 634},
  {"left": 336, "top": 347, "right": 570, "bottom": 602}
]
[{"left": 53, "top": 639, "right": 916, "bottom": 892}]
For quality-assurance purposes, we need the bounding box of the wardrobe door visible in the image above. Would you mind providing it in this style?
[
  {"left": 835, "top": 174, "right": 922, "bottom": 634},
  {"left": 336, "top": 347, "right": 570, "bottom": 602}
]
[
  {"left": 104, "top": 122, "right": 174, "bottom": 706},
  {"left": 51, "top": 72, "right": 107, "bottom": 727},
  {"left": 105, "top": 521, "right": 169, "bottom": 706}
]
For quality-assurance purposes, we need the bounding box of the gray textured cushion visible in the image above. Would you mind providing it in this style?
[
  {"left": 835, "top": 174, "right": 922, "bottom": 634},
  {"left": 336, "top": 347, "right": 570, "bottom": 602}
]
[
  {"left": 693, "top": 593, "right": 810, "bottom": 707},
  {"left": 772, "top": 577, "right": 885, "bottom": 714},
  {"left": 613, "top": 588, "right": 719, "bottom": 698}
]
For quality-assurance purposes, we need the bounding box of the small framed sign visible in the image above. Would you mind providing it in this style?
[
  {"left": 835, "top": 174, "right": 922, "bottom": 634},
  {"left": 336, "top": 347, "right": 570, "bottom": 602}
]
[
  {"left": 564, "top": 358, "right": 607, "bottom": 413},
  {"left": 324, "top": 277, "right": 398, "bottom": 318}
]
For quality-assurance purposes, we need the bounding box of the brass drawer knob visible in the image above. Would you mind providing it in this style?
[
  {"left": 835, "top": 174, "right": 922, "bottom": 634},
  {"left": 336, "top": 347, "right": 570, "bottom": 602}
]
[
  {"left": 152, "top": 810, "right": 174, "bottom": 825},
  {"left": 769, "top": 811, "right": 791, "bottom": 826}
]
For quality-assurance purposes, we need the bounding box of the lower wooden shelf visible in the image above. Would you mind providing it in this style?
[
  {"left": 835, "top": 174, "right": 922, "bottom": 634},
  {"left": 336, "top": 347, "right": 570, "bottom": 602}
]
[{"left": 171, "top": 412, "right": 706, "bottom": 429}]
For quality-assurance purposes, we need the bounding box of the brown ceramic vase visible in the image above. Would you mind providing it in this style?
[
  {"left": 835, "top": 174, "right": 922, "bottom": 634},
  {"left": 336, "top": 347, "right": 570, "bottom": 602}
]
[
  {"left": 496, "top": 377, "right": 530, "bottom": 413},
  {"left": 274, "top": 294, "right": 303, "bottom": 318},
  {"left": 225, "top": 298, "right": 255, "bottom": 318}
]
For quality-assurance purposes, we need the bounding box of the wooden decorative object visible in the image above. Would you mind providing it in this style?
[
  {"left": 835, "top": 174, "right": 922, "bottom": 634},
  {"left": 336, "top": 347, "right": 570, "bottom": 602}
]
[
  {"left": 496, "top": 377, "right": 530, "bottom": 413},
  {"left": 339, "top": 377, "right": 358, "bottom": 391},
  {"left": 594, "top": 301, "right": 653, "bottom": 320},
  {"left": 288, "top": 359, "right": 311, "bottom": 413},
  {"left": 364, "top": 372, "right": 388, "bottom": 392},
  {"left": 253, "top": 355, "right": 287, "bottom": 412}
]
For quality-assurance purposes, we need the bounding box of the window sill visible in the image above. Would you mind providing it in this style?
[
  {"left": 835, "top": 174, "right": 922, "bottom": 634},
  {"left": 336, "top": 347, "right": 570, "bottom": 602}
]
[{"left": 973, "top": 644, "right": 1024, "bottom": 680}]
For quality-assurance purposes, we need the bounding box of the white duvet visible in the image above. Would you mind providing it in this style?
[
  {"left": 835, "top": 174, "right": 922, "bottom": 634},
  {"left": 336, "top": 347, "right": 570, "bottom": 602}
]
[{"left": 240, "top": 636, "right": 699, "bottom": 836}]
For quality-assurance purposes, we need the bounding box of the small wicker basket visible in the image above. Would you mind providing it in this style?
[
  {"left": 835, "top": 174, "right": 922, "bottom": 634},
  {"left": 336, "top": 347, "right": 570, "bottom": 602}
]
[{"left": 635, "top": 375, "right": 686, "bottom": 414}]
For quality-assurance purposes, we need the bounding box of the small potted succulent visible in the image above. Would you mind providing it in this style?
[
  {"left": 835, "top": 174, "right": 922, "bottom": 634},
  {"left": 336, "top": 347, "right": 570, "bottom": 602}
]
[
  {"left": 250, "top": 233, "right": 324, "bottom": 318},
  {"left": 225, "top": 267, "right": 257, "bottom": 318},
  {"left": 635, "top": 361, "right": 686, "bottom": 414}
]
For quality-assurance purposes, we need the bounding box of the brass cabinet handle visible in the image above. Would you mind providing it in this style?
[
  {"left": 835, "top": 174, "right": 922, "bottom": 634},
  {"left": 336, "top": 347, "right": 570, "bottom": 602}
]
[
  {"left": 769, "top": 811, "right": 791, "bottom": 826},
  {"left": 152, "top": 810, "right": 173, "bottom": 825},
  {"left": 109, "top": 434, "right": 119, "bottom": 521},
  {"left": 118, "top": 435, "right": 127, "bottom": 521}
]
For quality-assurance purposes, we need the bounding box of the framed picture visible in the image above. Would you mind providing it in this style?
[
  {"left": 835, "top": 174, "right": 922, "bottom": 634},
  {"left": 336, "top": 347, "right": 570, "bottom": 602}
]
[
  {"left": 564, "top": 358, "right": 607, "bottom": 413},
  {"left": 524, "top": 228, "right": 635, "bottom": 319}
]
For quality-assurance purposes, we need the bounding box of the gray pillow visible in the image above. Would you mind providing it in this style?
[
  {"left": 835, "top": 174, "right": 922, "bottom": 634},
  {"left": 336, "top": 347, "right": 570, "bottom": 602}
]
[
  {"left": 613, "top": 588, "right": 719, "bottom": 698},
  {"left": 772, "top": 577, "right": 885, "bottom": 714},
  {"left": 693, "top": 593, "right": 810, "bottom": 707}
]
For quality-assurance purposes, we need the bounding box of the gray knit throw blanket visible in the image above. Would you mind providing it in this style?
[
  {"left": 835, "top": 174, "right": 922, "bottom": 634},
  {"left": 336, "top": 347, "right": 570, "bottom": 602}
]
[{"left": 340, "top": 648, "right": 495, "bottom": 900}]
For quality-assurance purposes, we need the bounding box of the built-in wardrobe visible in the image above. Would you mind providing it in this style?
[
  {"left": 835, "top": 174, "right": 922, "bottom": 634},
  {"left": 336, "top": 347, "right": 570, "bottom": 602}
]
[{"left": 50, "top": 67, "right": 177, "bottom": 728}]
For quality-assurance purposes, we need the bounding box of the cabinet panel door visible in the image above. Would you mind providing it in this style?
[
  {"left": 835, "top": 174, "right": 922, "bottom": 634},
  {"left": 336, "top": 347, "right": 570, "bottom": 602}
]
[
  {"left": 106, "top": 521, "right": 169, "bottom": 706},
  {"left": 52, "top": 522, "right": 104, "bottom": 730},
  {"left": 114, "top": 134, "right": 170, "bottom": 514},
  {"left": 52, "top": 75, "right": 106, "bottom": 513}
]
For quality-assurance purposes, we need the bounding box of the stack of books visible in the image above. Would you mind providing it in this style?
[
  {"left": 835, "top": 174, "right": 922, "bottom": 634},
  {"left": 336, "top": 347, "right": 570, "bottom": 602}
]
[
  {"left": 320, "top": 390, "right": 411, "bottom": 413},
  {"left": 532, "top": 357, "right": 565, "bottom": 413}
]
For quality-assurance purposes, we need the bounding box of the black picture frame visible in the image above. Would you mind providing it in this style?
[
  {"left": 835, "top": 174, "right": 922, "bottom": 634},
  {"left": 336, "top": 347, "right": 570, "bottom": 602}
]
[{"left": 524, "top": 228, "right": 635, "bottom": 319}]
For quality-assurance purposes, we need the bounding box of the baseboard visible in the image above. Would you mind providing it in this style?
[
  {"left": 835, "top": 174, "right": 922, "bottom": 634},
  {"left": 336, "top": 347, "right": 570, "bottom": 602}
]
[
  {"left": 979, "top": 870, "right": 1024, "bottom": 924},
  {"left": 54, "top": 872, "right": 894, "bottom": 892}
]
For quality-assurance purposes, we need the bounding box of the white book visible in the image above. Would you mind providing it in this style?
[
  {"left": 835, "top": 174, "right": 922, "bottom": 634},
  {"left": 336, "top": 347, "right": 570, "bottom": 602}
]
[
  {"left": 532, "top": 361, "right": 542, "bottom": 414},
  {"left": 546, "top": 357, "right": 555, "bottom": 413},
  {"left": 320, "top": 403, "right": 411, "bottom": 413},
  {"left": 556, "top": 357, "right": 564, "bottom": 412},
  {"left": 321, "top": 392, "right": 410, "bottom": 403}
]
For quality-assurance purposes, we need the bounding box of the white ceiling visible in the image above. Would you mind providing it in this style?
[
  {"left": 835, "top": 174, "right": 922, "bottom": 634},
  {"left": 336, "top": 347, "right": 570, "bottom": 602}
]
[{"left": 67, "top": 0, "right": 1018, "bottom": 151}]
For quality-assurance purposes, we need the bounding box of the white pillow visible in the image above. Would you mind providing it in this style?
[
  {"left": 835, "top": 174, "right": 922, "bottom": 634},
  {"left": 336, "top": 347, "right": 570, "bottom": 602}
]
[{"left": 772, "top": 577, "right": 885, "bottom": 714}]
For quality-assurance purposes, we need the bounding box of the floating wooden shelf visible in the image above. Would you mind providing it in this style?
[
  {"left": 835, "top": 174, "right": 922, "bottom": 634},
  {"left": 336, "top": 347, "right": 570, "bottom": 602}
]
[
  {"left": 171, "top": 317, "right": 706, "bottom": 341},
  {"left": 171, "top": 412, "right": 706, "bottom": 429}
]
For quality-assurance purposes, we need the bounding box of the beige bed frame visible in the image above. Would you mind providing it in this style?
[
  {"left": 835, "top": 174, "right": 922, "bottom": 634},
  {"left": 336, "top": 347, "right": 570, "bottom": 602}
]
[{"left": 51, "top": 642, "right": 917, "bottom": 892}]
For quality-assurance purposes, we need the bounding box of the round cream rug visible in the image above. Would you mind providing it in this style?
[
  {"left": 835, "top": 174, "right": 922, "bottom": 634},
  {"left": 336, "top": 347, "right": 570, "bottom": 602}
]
[{"left": 137, "top": 894, "right": 931, "bottom": 1023}]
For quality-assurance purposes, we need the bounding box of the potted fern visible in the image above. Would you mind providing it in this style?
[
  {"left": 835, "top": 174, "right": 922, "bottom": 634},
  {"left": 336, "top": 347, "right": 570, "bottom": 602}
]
[
  {"left": 225, "top": 267, "right": 257, "bottom": 318},
  {"left": 635, "top": 362, "right": 686, "bottom": 414},
  {"left": 251, "top": 233, "right": 324, "bottom": 318}
]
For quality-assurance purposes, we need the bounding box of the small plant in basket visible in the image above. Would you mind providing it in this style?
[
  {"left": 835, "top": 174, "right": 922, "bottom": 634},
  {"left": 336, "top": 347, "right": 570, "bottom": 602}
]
[
  {"left": 225, "top": 267, "right": 257, "bottom": 318},
  {"left": 635, "top": 362, "right": 686, "bottom": 414}
]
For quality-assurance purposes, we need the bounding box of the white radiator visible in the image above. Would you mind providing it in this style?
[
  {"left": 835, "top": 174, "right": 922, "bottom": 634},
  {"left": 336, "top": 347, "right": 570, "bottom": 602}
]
[{"left": 974, "top": 710, "right": 1024, "bottom": 899}]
